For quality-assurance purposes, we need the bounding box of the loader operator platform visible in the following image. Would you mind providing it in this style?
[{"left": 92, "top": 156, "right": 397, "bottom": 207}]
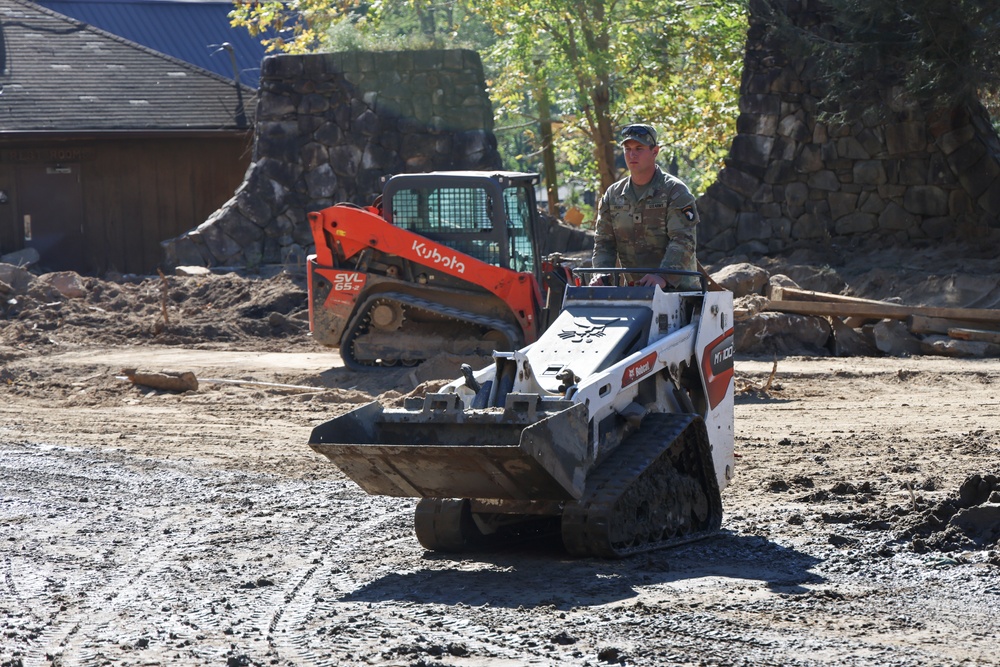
[{"left": 591, "top": 123, "right": 700, "bottom": 291}]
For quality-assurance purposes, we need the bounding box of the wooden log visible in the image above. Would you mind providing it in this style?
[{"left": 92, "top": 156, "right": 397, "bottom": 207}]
[
  {"left": 768, "top": 285, "right": 891, "bottom": 306},
  {"left": 769, "top": 287, "right": 899, "bottom": 328},
  {"left": 766, "top": 300, "right": 1000, "bottom": 325},
  {"left": 947, "top": 327, "right": 1000, "bottom": 344},
  {"left": 122, "top": 368, "right": 199, "bottom": 392},
  {"left": 909, "top": 314, "right": 990, "bottom": 335}
]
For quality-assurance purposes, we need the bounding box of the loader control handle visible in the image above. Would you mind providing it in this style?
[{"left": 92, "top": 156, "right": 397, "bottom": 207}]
[{"left": 576, "top": 267, "right": 707, "bottom": 292}]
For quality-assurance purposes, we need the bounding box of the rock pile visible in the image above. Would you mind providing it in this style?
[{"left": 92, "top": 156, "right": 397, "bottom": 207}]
[
  {"left": 901, "top": 474, "right": 1000, "bottom": 553},
  {"left": 711, "top": 248, "right": 1000, "bottom": 358}
]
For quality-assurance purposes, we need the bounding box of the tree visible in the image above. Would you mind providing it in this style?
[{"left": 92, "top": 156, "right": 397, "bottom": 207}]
[
  {"left": 230, "top": 0, "right": 491, "bottom": 52},
  {"left": 479, "top": 0, "right": 746, "bottom": 195},
  {"left": 230, "top": 0, "right": 353, "bottom": 53},
  {"left": 231, "top": 0, "right": 747, "bottom": 196}
]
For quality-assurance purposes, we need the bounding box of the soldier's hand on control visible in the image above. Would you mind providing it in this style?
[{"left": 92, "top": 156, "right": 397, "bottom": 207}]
[
  {"left": 589, "top": 274, "right": 609, "bottom": 286},
  {"left": 637, "top": 274, "right": 667, "bottom": 289}
]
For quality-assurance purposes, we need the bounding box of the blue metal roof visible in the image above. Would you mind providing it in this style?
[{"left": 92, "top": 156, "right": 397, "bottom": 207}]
[
  {"left": 1, "top": 0, "right": 255, "bottom": 132},
  {"left": 34, "top": 0, "right": 270, "bottom": 87}
]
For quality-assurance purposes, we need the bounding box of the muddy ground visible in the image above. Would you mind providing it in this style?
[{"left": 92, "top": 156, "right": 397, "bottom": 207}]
[{"left": 1, "top": 241, "right": 999, "bottom": 667}]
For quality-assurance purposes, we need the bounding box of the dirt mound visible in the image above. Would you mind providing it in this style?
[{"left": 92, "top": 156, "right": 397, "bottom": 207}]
[
  {"left": 898, "top": 473, "right": 1000, "bottom": 553},
  {"left": 3, "top": 238, "right": 998, "bottom": 367},
  {"left": 1, "top": 267, "right": 311, "bottom": 352}
]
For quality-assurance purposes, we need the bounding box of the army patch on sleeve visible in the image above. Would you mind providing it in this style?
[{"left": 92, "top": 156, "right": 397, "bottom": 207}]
[{"left": 682, "top": 205, "right": 696, "bottom": 221}]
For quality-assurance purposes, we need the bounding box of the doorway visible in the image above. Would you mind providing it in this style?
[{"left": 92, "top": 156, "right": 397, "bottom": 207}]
[
  {"left": 17, "top": 162, "right": 86, "bottom": 271},
  {"left": 0, "top": 164, "right": 16, "bottom": 257}
]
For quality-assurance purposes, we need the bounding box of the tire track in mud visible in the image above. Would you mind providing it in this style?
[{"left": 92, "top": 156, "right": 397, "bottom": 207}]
[
  {"left": 245, "top": 498, "right": 568, "bottom": 666},
  {"left": 1, "top": 446, "right": 171, "bottom": 644},
  {"left": 0, "top": 443, "right": 342, "bottom": 665},
  {"left": 1, "top": 443, "right": 235, "bottom": 665},
  {"left": 9, "top": 444, "right": 395, "bottom": 667},
  {"left": 4, "top": 427, "right": 998, "bottom": 666},
  {"left": 260, "top": 507, "right": 414, "bottom": 667},
  {"left": 208, "top": 495, "right": 800, "bottom": 667}
]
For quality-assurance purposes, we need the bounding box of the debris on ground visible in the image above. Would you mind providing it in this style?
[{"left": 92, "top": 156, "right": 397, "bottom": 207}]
[
  {"left": 121, "top": 368, "right": 199, "bottom": 392},
  {"left": 714, "top": 241, "right": 1000, "bottom": 358},
  {"left": 899, "top": 474, "right": 1000, "bottom": 552},
  {"left": 2, "top": 240, "right": 999, "bottom": 363},
  {"left": 735, "top": 358, "right": 779, "bottom": 397},
  {"left": 0, "top": 265, "right": 310, "bottom": 351}
]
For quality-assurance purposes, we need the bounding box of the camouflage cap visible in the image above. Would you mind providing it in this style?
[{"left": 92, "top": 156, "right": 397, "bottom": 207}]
[{"left": 620, "top": 124, "right": 657, "bottom": 147}]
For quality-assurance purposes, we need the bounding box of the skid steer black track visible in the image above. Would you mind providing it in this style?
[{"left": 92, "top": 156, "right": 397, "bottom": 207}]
[
  {"left": 560, "top": 412, "right": 723, "bottom": 558},
  {"left": 410, "top": 413, "right": 722, "bottom": 559},
  {"left": 340, "top": 291, "right": 521, "bottom": 370}
]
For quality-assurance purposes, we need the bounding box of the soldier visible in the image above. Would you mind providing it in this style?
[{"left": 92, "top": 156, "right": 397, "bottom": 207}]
[{"left": 591, "top": 123, "right": 700, "bottom": 289}]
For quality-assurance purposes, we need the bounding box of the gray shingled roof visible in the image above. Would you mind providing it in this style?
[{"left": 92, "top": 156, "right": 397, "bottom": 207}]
[{"left": 0, "top": 0, "right": 255, "bottom": 132}]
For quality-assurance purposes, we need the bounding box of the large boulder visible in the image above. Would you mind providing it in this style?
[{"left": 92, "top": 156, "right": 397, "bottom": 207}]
[
  {"left": 37, "top": 271, "right": 87, "bottom": 299},
  {"left": 873, "top": 320, "right": 923, "bottom": 356},
  {"left": 712, "top": 262, "right": 769, "bottom": 297},
  {"left": 0, "top": 262, "right": 36, "bottom": 295},
  {"left": 735, "top": 312, "right": 832, "bottom": 356}
]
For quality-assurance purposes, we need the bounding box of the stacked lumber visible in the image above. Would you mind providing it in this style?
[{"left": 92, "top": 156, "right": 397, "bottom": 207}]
[{"left": 735, "top": 285, "right": 1000, "bottom": 358}]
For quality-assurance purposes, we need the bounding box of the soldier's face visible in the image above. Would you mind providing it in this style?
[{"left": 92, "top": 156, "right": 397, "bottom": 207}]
[{"left": 623, "top": 140, "right": 659, "bottom": 175}]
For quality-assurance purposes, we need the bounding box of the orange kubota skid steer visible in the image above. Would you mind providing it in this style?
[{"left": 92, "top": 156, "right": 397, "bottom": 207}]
[{"left": 307, "top": 171, "right": 572, "bottom": 370}]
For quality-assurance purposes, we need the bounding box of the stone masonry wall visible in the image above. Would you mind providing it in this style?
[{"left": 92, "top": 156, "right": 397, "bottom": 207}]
[
  {"left": 162, "top": 49, "right": 501, "bottom": 269},
  {"left": 696, "top": 0, "right": 1000, "bottom": 262}
]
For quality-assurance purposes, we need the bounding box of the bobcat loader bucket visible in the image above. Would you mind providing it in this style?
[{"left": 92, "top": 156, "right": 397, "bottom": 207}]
[{"left": 308, "top": 394, "right": 591, "bottom": 502}]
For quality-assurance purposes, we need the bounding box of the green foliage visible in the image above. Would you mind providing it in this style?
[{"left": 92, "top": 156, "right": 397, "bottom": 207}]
[
  {"left": 231, "top": 0, "right": 747, "bottom": 197},
  {"left": 229, "top": 0, "right": 352, "bottom": 53},
  {"left": 230, "top": 0, "right": 492, "bottom": 53},
  {"left": 485, "top": 0, "right": 747, "bottom": 195},
  {"left": 623, "top": 2, "right": 746, "bottom": 194}
]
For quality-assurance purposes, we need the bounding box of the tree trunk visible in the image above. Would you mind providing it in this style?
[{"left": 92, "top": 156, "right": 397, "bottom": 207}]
[
  {"left": 591, "top": 80, "right": 617, "bottom": 193},
  {"left": 534, "top": 73, "right": 559, "bottom": 216}
]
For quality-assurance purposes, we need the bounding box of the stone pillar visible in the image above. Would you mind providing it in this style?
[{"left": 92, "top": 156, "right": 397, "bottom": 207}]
[
  {"left": 163, "top": 49, "right": 502, "bottom": 269},
  {"left": 696, "top": 0, "right": 1000, "bottom": 262}
]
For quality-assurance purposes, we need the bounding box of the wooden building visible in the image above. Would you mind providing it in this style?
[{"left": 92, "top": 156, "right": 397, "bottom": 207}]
[{"left": 0, "top": 0, "right": 254, "bottom": 274}]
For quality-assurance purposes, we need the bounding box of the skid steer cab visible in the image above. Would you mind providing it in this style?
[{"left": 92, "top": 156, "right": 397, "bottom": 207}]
[
  {"left": 306, "top": 171, "right": 573, "bottom": 370},
  {"left": 309, "top": 267, "right": 737, "bottom": 558}
]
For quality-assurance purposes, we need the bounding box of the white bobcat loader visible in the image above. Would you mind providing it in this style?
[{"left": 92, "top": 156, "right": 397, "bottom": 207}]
[{"left": 309, "top": 269, "right": 735, "bottom": 558}]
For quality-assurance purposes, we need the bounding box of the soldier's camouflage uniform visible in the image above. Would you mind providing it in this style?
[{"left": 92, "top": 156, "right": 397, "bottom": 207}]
[{"left": 592, "top": 165, "right": 700, "bottom": 289}]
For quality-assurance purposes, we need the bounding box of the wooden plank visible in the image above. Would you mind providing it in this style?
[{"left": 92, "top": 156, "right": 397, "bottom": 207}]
[
  {"left": 948, "top": 327, "right": 1000, "bottom": 344},
  {"left": 909, "top": 314, "right": 984, "bottom": 335},
  {"left": 769, "top": 285, "right": 891, "bottom": 306},
  {"left": 768, "top": 287, "right": 894, "bottom": 328},
  {"left": 766, "top": 299, "right": 1000, "bottom": 324}
]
